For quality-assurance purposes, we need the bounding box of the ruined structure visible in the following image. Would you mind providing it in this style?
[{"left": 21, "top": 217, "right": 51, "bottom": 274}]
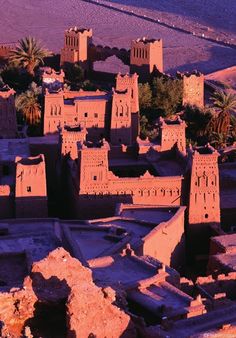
[
  {"left": 130, "top": 37, "right": 163, "bottom": 81},
  {"left": 0, "top": 248, "right": 135, "bottom": 338},
  {"left": 60, "top": 27, "right": 92, "bottom": 70},
  {"left": 15, "top": 154, "right": 48, "bottom": 218},
  {"left": 0, "top": 85, "right": 17, "bottom": 139}
]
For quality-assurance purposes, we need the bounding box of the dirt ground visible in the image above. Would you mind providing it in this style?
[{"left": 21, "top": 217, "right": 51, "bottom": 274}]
[{"left": 0, "top": 0, "right": 235, "bottom": 75}]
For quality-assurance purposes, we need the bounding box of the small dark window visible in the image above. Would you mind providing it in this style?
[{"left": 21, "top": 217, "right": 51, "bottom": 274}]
[
  {"left": 205, "top": 213, "right": 208, "bottom": 219},
  {"left": 120, "top": 113, "right": 123, "bottom": 117},
  {"left": 27, "top": 186, "right": 31, "bottom": 192},
  {"left": 94, "top": 113, "right": 98, "bottom": 118},
  {"left": 93, "top": 176, "right": 97, "bottom": 181},
  {"left": 84, "top": 112, "right": 88, "bottom": 117}
]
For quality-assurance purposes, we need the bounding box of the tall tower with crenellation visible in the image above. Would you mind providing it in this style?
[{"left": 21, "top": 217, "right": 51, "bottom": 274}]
[
  {"left": 60, "top": 125, "right": 87, "bottom": 160},
  {"left": 159, "top": 116, "right": 186, "bottom": 154},
  {"left": 77, "top": 140, "right": 110, "bottom": 194},
  {"left": 15, "top": 155, "right": 48, "bottom": 218},
  {"left": 110, "top": 89, "right": 133, "bottom": 145},
  {"left": 130, "top": 37, "right": 163, "bottom": 82},
  {"left": 115, "top": 73, "right": 139, "bottom": 142},
  {"left": 0, "top": 85, "right": 17, "bottom": 139},
  {"left": 189, "top": 144, "right": 220, "bottom": 226},
  {"left": 60, "top": 27, "right": 93, "bottom": 70}
]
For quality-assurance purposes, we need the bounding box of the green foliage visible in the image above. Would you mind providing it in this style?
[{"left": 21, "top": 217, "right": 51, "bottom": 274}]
[
  {"left": 140, "top": 115, "right": 149, "bottom": 138},
  {"left": 152, "top": 76, "right": 183, "bottom": 118},
  {"left": 0, "top": 65, "right": 33, "bottom": 92},
  {"left": 208, "top": 90, "right": 236, "bottom": 137},
  {"left": 210, "top": 90, "right": 236, "bottom": 113},
  {"left": 9, "top": 37, "right": 51, "bottom": 75},
  {"left": 63, "top": 62, "right": 85, "bottom": 88},
  {"left": 139, "top": 115, "right": 158, "bottom": 140},
  {"left": 15, "top": 82, "right": 42, "bottom": 135},
  {"left": 208, "top": 132, "right": 228, "bottom": 149},
  {"left": 138, "top": 83, "right": 152, "bottom": 110},
  {"left": 138, "top": 76, "right": 183, "bottom": 139},
  {"left": 183, "top": 105, "right": 212, "bottom": 145},
  {"left": 81, "top": 80, "right": 98, "bottom": 91}
]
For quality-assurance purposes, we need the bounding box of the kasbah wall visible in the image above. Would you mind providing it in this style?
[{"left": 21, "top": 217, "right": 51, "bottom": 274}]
[{"left": 59, "top": 27, "right": 204, "bottom": 108}]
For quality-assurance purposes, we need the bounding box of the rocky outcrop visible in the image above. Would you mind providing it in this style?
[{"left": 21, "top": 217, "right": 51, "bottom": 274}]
[{"left": 0, "top": 248, "right": 136, "bottom": 338}]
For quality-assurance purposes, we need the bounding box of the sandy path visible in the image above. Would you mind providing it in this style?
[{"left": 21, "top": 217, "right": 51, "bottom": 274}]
[{"left": 0, "top": 0, "right": 235, "bottom": 74}]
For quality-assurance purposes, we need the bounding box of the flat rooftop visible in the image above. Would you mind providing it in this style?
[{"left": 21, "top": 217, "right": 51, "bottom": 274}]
[
  {"left": 62, "top": 224, "right": 129, "bottom": 261},
  {"left": 0, "top": 219, "right": 61, "bottom": 262},
  {"left": 0, "top": 139, "right": 30, "bottom": 162},
  {"left": 128, "top": 281, "right": 192, "bottom": 317},
  {"left": 212, "top": 233, "right": 236, "bottom": 251},
  {"left": 0, "top": 252, "right": 28, "bottom": 291},
  {"left": 0, "top": 232, "right": 60, "bottom": 263},
  {"left": 88, "top": 254, "right": 158, "bottom": 287},
  {"left": 64, "top": 93, "right": 110, "bottom": 105},
  {"left": 214, "top": 253, "right": 236, "bottom": 271},
  {"left": 117, "top": 204, "right": 179, "bottom": 226}
]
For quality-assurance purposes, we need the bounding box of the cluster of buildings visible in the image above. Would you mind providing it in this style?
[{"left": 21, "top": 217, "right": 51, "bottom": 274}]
[{"left": 0, "top": 26, "right": 236, "bottom": 337}]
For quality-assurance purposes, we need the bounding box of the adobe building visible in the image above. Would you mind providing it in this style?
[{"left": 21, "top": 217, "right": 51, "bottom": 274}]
[
  {"left": 40, "top": 67, "right": 65, "bottom": 92},
  {"left": 158, "top": 116, "right": 186, "bottom": 154},
  {"left": 177, "top": 71, "right": 204, "bottom": 107},
  {"left": 130, "top": 37, "right": 163, "bottom": 82},
  {"left": 15, "top": 154, "right": 48, "bottom": 218},
  {"left": 87, "top": 247, "right": 205, "bottom": 323},
  {"left": 62, "top": 203, "right": 186, "bottom": 270},
  {"left": 0, "top": 85, "right": 17, "bottom": 139},
  {"left": 66, "top": 138, "right": 183, "bottom": 218},
  {"left": 187, "top": 144, "right": 220, "bottom": 258},
  {"left": 60, "top": 27, "right": 92, "bottom": 70},
  {"left": 60, "top": 124, "right": 87, "bottom": 160},
  {"left": 0, "top": 139, "right": 30, "bottom": 219},
  {"left": 189, "top": 144, "right": 220, "bottom": 226},
  {"left": 43, "top": 73, "right": 139, "bottom": 145},
  {"left": 208, "top": 233, "right": 236, "bottom": 274},
  {"left": 43, "top": 88, "right": 111, "bottom": 138},
  {"left": 115, "top": 73, "right": 139, "bottom": 142}
]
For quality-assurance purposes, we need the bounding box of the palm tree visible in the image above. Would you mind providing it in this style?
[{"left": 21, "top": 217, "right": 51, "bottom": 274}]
[
  {"left": 15, "top": 82, "right": 42, "bottom": 125},
  {"left": 209, "top": 90, "right": 236, "bottom": 135},
  {"left": 9, "top": 37, "right": 51, "bottom": 76}
]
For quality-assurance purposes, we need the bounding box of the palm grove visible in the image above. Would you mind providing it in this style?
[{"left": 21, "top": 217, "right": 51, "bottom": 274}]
[{"left": 0, "top": 36, "right": 235, "bottom": 150}]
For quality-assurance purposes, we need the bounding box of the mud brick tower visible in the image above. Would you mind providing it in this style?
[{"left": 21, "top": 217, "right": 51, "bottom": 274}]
[
  {"left": 115, "top": 73, "right": 139, "bottom": 142},
  {"left": 189, "top": 145, "right": 220, "bottom": 225},
  {"left": 60, "top": 27, "right": 93, "bottom": 70},
  {"left": 188, "top": 144, "right": 220, "bottom": 258},
  {"left": 130, "top": 38, "right": 163, "bottom": 82},
  {"left": 15, "top": 155, "right": 48, "bottom": 218},
  {"left": 178, "top": 71, "right": 204, "bottom": 108},
  {"left": 60, "top": 125, "right": 87, "bottom": 160},
  {"left": 159, "top": 116, "right": 187, "bottom": 154},
  {"left": 110, "top": 89, "right": 133, "bottom": 145}
]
